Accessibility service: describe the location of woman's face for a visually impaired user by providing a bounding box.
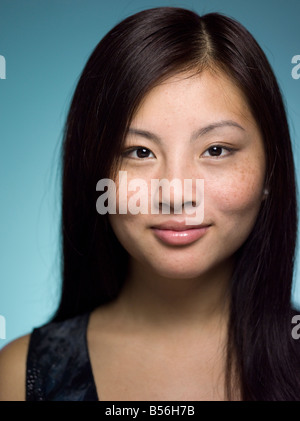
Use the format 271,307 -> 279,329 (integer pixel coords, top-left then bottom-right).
108,70 -> 266,279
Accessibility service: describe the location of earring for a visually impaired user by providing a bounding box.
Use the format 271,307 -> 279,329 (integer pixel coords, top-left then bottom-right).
263,188 -> 269,196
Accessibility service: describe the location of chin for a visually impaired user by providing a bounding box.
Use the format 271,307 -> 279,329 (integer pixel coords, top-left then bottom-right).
149,263 -> 211,280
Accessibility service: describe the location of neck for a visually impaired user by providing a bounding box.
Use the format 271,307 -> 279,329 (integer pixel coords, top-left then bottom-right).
115,257 -> 234,334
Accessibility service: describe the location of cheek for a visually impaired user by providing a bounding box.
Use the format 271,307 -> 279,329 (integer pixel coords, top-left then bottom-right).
108,172 -> 150,249
109,212 -> 151,267
109,213 -> 136,250
206,160 -> 265,218
109,214 -> 130,238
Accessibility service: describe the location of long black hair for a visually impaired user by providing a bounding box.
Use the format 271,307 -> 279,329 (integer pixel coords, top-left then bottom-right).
52,7 -> 300,400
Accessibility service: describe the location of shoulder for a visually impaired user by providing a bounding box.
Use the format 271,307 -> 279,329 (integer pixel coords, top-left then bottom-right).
0,333 -> 31,401
0,313 -> 93,402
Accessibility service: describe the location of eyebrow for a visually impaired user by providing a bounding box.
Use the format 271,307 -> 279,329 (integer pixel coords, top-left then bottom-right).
127,120 -> 245,144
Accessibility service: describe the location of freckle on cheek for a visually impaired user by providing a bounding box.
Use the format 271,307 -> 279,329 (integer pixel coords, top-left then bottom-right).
214,185 -> 260,212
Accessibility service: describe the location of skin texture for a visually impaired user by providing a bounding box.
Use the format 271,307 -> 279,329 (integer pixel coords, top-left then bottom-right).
109,69 -> 266,291
0,334 -> 29,400
0,69 -> 267,401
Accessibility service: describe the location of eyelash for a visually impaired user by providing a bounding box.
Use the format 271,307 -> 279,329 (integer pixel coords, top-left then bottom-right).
202,145 -> 235,158
121,145 -> 236,160
122,147 -> 155,159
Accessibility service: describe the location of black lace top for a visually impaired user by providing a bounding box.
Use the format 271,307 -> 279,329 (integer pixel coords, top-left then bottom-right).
26,313 -> 99,401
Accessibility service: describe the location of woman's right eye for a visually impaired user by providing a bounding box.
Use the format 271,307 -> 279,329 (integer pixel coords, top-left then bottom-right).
122,147 -> 155,159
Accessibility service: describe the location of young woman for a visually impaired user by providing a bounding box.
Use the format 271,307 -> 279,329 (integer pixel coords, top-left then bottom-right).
0,7 -> 300,401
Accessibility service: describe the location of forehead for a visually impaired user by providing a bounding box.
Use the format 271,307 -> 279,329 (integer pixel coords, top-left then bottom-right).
131,69 -> 257,131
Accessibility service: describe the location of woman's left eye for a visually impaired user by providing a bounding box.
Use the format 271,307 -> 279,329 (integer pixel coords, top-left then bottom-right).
202,145 -> 234,158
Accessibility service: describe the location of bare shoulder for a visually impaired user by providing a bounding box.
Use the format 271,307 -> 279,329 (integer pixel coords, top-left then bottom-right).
0,334 -> 31,401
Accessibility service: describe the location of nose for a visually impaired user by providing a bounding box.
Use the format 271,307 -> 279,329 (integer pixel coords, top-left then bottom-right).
151,160 -> 204,216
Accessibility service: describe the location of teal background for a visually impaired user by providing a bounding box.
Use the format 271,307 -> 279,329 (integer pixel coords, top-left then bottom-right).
0,0 -> 300,348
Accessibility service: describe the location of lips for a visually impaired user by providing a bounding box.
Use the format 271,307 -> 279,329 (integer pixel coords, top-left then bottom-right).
151,221 -> 211,246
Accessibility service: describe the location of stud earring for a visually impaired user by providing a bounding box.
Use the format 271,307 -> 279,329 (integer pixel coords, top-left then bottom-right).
263,188 -> 269,196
